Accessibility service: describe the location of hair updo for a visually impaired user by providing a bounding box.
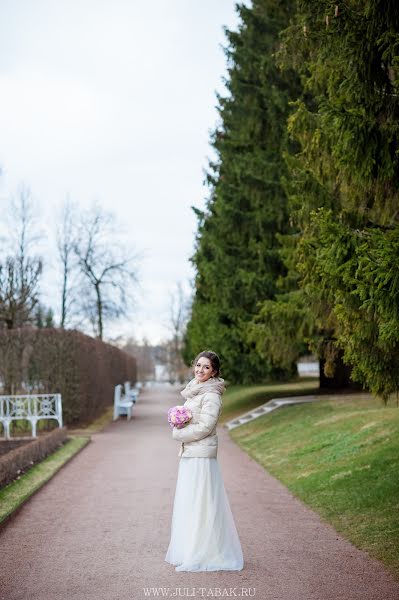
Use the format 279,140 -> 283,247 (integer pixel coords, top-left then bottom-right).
192,350 -> 221,377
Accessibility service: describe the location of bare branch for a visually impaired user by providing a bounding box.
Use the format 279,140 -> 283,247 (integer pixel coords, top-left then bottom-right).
56,197 -> 79,328
0,256 -> 43,329
7,184 -> 43,272
73,202 -> 139,339
165,282 -> 190,383
0,184 -> 44,330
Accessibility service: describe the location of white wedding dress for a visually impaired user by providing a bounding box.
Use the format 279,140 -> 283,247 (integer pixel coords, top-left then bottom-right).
164,456 -> 244,572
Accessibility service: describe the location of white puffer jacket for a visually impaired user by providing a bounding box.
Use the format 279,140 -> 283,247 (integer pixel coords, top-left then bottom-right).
172,377 -> 225,458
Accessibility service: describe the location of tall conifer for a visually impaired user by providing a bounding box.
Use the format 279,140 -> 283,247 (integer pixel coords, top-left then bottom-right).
254,0 -> 399,399
184,1 -> 300,382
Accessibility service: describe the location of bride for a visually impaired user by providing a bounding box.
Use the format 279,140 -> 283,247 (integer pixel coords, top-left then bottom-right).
165,350 -> 244,572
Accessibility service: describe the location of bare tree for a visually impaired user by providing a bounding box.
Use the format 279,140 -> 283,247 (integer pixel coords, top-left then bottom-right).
56,198 -> 78,328
73,203 -> 138,339
8,184 -> 42,275
0,185 -> 44,329
0,256 -> 42,329
166,282 -> 190,383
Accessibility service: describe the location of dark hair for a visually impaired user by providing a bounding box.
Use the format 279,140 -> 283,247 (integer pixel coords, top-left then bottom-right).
192,350 -> 221,377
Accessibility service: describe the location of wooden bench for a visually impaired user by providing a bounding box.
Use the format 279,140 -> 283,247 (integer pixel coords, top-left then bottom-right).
113,384 -> 134,421
0,394 -> 63,440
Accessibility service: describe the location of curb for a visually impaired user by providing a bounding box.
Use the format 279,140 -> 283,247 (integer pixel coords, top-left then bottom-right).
224,391 -> 375,430
0,436 -> 91,531
224,395 -> 322,430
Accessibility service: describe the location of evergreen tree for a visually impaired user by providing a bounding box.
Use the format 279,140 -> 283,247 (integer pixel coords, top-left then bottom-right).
45,307 -> 54,328
254,0 -> 399,400
184,1 -> 301,382
34,303 -> 55,329
34,303 -> 44,328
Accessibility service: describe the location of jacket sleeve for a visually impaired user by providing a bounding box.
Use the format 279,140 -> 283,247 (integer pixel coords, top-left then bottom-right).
172,392 -> 221,443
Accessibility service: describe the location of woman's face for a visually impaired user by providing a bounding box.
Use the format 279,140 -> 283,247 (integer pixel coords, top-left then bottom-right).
194,357 -> 215,383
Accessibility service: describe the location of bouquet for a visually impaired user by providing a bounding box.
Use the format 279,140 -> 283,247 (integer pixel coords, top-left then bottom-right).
167,405 -> 192,429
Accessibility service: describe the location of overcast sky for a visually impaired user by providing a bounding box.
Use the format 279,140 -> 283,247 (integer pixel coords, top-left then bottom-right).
0,0 -> 247,344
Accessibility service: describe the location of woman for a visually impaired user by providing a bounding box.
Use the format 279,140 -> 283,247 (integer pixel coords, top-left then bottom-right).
164,350 -> 244,572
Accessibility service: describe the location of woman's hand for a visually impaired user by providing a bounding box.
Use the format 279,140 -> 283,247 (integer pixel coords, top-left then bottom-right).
171,393 -> 221,443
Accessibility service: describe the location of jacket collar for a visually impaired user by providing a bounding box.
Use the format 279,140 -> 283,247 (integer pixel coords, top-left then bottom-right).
180,376 -> 225,401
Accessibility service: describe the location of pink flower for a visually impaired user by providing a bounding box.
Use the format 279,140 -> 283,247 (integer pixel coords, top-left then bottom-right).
167,405 -> 192,429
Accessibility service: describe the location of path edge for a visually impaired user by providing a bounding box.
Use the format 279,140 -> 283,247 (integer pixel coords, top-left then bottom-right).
0,435 -> 91,532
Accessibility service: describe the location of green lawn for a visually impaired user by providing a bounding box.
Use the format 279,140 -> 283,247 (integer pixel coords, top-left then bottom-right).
0,436 -> 90,524
230,390 -> 399,577
220,378 -> 319,424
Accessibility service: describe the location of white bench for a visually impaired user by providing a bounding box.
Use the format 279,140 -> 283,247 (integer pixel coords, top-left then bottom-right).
113,384 -> 134,421
124,381 -> 139,404
0,394 -> 63,440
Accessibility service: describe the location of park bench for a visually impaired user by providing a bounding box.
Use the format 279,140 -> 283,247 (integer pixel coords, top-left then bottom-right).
0,393 -> 63,440
124,381 -> 139,404
113,384 -> 133,421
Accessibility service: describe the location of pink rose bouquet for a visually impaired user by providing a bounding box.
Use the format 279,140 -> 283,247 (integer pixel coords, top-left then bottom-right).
167,405 -> 192,429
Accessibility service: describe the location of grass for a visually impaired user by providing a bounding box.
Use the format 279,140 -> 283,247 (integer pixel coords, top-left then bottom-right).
0,436 -> 90,524
220,378 -> 320,424
0,403 -> 118,524
0,403 -> 113,522
229,390 -> 399,577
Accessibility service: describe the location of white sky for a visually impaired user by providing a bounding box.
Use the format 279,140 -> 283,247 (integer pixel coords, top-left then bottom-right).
0,0 -> 247,344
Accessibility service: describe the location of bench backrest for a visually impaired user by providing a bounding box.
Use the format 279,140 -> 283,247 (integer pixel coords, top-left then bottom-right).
0,394 -> 63,439
0,394 -> 62,420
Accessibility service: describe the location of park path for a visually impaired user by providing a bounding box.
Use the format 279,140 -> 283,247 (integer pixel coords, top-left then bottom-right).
0,385 -> 398,600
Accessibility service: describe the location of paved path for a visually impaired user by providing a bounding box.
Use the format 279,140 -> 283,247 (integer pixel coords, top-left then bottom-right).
0,385 -> 398,600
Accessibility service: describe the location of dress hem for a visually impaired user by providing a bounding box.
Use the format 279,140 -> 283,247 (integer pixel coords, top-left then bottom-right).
164,558 -> 244,572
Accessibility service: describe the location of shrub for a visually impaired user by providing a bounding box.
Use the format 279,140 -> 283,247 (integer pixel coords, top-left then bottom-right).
0,328 -> 137,426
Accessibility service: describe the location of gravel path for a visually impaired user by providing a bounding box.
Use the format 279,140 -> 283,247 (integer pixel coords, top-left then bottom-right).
0,385 -> 398,600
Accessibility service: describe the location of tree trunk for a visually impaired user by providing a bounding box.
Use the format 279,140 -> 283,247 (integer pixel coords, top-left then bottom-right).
95,283 -> 103,340
61,269 -> 67,328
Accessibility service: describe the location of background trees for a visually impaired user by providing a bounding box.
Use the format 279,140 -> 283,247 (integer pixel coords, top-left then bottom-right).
184,0 -> 301,383
273,0 -> 399,400
0,257 -> 42,329
73,204 -> 138,340
185,0 -> 399,400
166,282 -> 190,383
0,191 -> 139,341
0,186 -> 43,330
56,198 -> 77,330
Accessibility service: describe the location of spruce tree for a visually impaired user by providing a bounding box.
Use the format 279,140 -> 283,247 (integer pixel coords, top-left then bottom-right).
269,0 -> 399,400
184,1 -> 301,382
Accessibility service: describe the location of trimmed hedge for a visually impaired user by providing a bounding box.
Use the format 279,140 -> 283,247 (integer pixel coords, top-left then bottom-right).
0,427 -> 67,488
0,328 -> 137,426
